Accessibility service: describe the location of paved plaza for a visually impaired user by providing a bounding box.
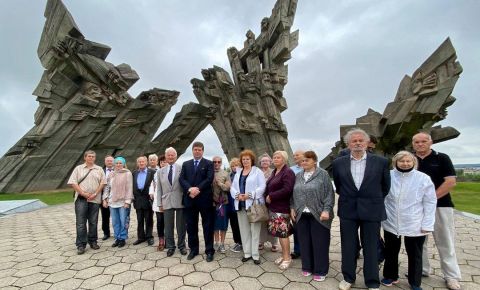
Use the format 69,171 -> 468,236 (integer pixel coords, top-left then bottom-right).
0,203 -> 479,290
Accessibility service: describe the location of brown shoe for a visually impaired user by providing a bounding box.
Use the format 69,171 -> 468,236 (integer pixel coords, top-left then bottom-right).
157,238 -> 165,251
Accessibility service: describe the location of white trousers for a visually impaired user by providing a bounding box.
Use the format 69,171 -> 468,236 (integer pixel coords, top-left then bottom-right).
237,209 -> 262,260
422,207 -> 461,280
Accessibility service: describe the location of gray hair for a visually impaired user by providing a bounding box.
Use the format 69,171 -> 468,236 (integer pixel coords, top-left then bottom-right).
136,156 -> 147,163
343,128 -> 370,144
392,150 -> 418,169
412,132 -> 432,142
212,156 -> 222,161
165,147 -> 177,156
148,154 -> 158,161
273,150 -> 289,164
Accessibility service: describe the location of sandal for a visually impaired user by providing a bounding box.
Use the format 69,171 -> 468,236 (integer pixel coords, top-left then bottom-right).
278,259 -> 292,270
271,245 -> 278,252
258,243 -> 264,250
274,257 -> 283,265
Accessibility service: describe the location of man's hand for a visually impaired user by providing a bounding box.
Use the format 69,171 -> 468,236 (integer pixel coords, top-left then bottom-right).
159,206 -> 164,213
86,192 -> 96,201
102,200 -> 108,208
123,203 -> 130,209
149,194 -> 154,200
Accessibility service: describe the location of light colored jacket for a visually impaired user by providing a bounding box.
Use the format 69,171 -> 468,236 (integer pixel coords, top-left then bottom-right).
153,163 -> 183,210
382,168 -> 437,237
230,166 -> 266,210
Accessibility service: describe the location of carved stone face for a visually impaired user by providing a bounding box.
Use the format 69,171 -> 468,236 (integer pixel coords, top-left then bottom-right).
83,83 -> 103,99
261,17 -> 269,32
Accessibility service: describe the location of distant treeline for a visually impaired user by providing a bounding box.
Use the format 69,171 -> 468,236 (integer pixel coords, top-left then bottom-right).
455,169 -> 480,182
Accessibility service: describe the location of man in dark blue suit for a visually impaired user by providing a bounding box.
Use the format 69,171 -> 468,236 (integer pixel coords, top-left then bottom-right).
179,141 -> 215,262
132,156 -> 156,246
333,128 -> 390,290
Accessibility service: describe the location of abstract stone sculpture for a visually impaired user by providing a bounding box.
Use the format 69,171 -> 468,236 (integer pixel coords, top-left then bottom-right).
0,0 -> 298,193
320,38 -> 462,172
191,0 -> 299,160
0,0 -> 184,193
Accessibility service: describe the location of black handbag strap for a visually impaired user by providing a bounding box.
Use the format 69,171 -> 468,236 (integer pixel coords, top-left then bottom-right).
73,168 -> 94,198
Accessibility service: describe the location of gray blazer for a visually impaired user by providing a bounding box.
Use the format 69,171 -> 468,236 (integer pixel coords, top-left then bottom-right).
156,163 -> 183,210
291,167 -> 335,229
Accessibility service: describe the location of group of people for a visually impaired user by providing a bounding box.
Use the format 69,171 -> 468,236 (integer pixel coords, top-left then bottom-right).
68,128 -> 462,290
332,129 -> 461,290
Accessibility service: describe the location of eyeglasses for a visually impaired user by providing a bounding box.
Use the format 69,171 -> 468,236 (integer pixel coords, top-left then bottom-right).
213,161 -> 222,164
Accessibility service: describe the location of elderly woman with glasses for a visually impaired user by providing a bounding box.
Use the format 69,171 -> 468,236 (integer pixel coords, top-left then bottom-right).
102,157 -> 133,248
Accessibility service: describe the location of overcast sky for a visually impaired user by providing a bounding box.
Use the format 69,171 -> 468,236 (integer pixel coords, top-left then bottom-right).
1,0 -> 479,164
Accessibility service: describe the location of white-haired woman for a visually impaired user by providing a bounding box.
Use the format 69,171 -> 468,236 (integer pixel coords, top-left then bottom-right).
265,150 -> 295,270
258,153 -> 279,252
102,157 -> 133,248
381,151 -> 437,290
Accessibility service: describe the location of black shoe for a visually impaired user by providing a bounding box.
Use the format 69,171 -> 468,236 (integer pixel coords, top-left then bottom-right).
89,242 -> 100,250
167,249 -> 175,257
147,238 -> 154,246
112,240 -> 120,247
77,246 -> 86,255
180,248 -> 188,255
241,257 -> 252,262
118,240 -> 126,248
132,239 -> 145,245
290,252 -> 300,259
102,234 -> 110,241
253,259 -> 261,265
187,251 -> 198,260
206,253 -> 214,262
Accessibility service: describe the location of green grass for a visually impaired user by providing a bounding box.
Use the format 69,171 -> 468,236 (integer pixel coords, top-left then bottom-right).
0,190 -> 73,205
452,182 -> 480,215
0,182 -> 479,215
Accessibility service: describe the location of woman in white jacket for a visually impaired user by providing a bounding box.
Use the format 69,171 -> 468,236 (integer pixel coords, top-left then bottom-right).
381,151 -> 437,290
230,149 -> 266,264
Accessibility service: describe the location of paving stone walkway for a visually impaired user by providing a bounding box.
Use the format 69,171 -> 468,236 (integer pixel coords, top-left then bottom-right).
0,203 -> 479,289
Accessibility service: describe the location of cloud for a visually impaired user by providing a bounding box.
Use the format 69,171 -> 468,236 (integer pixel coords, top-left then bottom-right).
0,0 -> 479,165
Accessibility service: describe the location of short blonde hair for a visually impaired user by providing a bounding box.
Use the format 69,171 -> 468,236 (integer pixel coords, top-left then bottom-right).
273,150 -> 288,164
392,150 -> 417,169
229,157 -> 240,168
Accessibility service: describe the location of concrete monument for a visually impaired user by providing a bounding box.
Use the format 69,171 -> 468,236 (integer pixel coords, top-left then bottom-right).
191,0 -> 299,160
320,38 -> 462,171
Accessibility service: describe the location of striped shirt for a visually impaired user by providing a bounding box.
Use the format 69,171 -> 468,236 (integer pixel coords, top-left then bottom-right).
350,152 -> 367,190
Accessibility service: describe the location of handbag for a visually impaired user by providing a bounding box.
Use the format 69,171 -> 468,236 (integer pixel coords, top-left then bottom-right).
246,195 -> 269,223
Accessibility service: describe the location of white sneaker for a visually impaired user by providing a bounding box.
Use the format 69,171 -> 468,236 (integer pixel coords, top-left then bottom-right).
368,288 -> 379,290
219,244 -> 226,253
446,279 -> 461,290
339,280 -> 352,290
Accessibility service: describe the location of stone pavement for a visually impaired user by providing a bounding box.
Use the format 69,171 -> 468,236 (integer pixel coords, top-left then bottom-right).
0,203 -> 479,290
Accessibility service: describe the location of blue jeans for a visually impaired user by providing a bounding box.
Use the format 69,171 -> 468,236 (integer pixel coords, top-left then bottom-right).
110,206 -> 130,241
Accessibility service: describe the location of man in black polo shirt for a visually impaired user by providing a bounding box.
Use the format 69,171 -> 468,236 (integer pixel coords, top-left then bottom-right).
412,132 -> 461,290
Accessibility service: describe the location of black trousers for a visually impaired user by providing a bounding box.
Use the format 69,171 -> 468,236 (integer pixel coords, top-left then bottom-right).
296,213 -> 330,275
100,205 -> 110,236
227,208 -> 242,244
383,230 -> 426,287
340,218 -> 380,288
74,198 -> 100,247
186,205 -> 215,255
136,208 -> 154,240
156,211 -> 165,238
